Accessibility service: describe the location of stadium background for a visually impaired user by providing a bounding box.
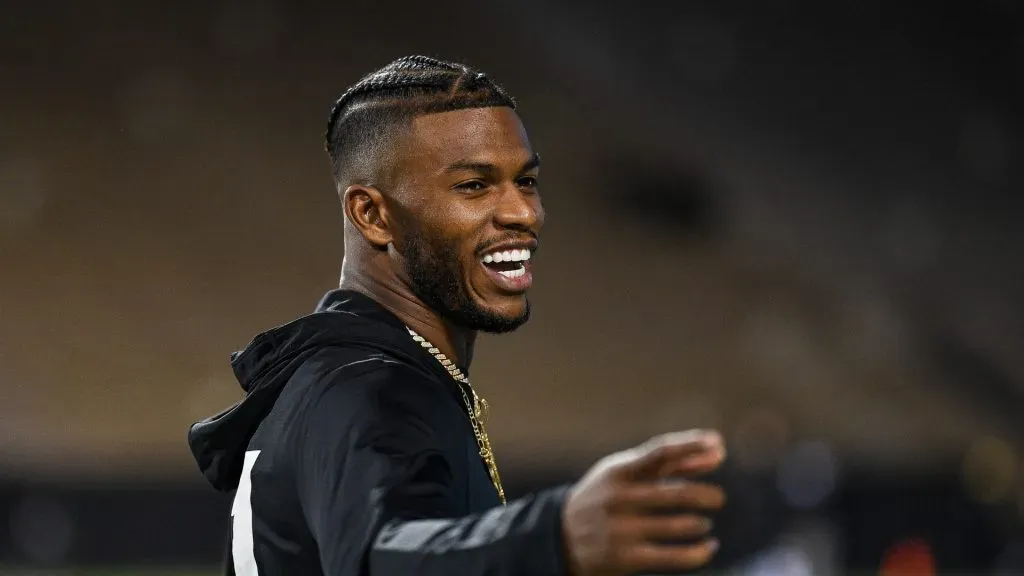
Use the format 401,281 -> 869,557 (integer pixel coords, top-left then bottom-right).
2,0 -> 1023,573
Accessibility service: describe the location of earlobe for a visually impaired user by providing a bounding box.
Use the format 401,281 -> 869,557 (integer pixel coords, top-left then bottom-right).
342,184 -> 392,248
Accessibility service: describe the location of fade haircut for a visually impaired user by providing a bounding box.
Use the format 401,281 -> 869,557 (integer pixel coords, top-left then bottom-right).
324,55 -> 517,186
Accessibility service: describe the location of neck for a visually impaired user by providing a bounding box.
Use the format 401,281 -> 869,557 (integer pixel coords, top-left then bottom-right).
340,263 -> 477,370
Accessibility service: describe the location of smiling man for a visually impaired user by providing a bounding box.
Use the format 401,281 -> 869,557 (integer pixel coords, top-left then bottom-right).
188,56 -> 727,576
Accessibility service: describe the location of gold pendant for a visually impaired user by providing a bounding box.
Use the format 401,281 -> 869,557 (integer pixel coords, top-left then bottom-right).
476,396 -> 490,426
480,444 -> 506,504
404,327 -> 506,505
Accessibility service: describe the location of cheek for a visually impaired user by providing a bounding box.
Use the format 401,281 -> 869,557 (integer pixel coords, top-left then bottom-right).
427,227 -> 473,273
425,208 -> 484,258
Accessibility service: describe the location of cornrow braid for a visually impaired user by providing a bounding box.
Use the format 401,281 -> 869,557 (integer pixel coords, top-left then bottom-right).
381,54 -> 461,72
323,56 -> 517,169
324,71 -> 450,149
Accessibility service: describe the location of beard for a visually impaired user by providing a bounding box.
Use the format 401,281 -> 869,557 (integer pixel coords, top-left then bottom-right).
400,226 -> 530,334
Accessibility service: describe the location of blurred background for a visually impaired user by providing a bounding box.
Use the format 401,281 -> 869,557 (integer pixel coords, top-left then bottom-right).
2,0 -> 1023,574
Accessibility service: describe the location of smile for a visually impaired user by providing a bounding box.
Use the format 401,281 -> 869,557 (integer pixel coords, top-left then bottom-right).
482,248 -> 531,278
480,247 -> 533,291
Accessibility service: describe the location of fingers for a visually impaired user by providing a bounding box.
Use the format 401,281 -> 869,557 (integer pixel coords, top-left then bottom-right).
618,480 -> 726,511
656,442 -> 726,478
624,538 -> 721,573
617,430 -> 724,480
619,514 -> 714,540
570,430 -> 727,575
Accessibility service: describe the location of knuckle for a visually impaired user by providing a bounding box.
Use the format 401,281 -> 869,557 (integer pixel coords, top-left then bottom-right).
644,436 -> 669,457
682,482 -> 726,509
671,484 -> 696,505
597,452 -> 625,474
675,515 -> 707,534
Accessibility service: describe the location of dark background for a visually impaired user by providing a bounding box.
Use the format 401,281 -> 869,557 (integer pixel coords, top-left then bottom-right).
1,0 -> 1022,573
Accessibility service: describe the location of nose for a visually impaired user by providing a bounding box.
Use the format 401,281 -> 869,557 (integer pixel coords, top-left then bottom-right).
493,185 -> 544,232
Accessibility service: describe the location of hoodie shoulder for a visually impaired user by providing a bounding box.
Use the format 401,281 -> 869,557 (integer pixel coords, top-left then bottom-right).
291,351 -> 459,445
188,288 -> 459,493
290,354 -> 473,495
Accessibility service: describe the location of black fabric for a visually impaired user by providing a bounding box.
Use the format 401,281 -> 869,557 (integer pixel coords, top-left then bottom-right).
188,289 -> 570,576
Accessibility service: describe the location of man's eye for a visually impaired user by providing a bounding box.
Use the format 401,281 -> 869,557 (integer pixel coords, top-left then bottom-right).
517,176 -> 538,188
456,180 -> 487,191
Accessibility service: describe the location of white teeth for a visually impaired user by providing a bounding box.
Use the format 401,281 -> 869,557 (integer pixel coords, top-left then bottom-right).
481,248 -> 532,264
498,267 -> 527,278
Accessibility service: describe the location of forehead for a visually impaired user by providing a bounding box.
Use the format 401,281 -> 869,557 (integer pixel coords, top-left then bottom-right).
402,107 -> 533,171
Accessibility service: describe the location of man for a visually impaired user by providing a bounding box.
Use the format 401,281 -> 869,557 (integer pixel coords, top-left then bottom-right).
188,55 -> 727,576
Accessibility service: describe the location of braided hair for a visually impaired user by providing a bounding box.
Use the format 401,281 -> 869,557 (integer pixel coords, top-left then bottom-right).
325,56 -> 517,184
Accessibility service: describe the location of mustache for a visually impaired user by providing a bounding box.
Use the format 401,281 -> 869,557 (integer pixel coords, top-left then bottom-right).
476,231 -> 539,254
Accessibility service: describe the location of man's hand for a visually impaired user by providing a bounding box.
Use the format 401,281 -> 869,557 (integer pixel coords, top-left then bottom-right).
562,430 -> 727,575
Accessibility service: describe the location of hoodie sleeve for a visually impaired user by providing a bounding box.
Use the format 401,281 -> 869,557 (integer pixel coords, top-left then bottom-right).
293,363 -> 571,576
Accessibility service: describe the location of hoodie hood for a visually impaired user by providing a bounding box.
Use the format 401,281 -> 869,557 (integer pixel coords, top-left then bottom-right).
187,289 -> 454,492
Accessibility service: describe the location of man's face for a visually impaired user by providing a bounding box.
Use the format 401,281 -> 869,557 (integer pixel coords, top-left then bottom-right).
389,107 -> 544,333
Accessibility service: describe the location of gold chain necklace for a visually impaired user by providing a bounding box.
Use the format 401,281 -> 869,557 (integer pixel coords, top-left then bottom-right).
406,327 -> 506,505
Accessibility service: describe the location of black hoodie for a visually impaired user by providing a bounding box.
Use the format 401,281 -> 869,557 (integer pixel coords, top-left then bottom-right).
188,289 -> 570,576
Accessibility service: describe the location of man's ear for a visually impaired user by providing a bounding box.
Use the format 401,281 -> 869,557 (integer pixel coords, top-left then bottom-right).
342,184 -> 392,248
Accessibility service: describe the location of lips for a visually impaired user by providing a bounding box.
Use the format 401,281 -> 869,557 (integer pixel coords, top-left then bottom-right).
479,246 -> 534,293
480,259 -> 533,292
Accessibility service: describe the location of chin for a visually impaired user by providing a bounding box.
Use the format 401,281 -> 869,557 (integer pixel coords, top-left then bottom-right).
491,294 -> 529,314
464,297 -> 531,334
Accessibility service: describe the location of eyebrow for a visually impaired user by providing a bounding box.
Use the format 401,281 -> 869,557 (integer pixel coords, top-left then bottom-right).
443,153 -> 541,176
